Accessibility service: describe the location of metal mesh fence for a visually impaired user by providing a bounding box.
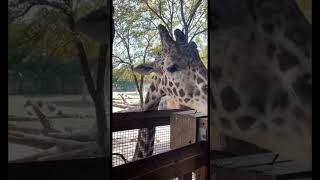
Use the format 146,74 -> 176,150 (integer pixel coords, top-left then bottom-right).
112,125 -> 171,167
112,125 -> 201,180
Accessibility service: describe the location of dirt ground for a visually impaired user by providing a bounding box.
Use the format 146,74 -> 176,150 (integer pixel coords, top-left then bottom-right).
8,92 -> 171,166
8,95 -> 96,161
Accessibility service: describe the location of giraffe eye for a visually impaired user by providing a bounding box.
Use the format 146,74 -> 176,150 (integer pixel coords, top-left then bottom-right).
167,64 -> 179,73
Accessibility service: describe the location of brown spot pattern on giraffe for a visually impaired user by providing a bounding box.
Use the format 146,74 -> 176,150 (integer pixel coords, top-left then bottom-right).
284,25 -> 309,47
202,85 -> 208,95
272,117 -> 285,126
164,76 -> 168,85
197,78 -> 204,84
248,96 -> 266,113
220,117 -> 232,130
271,90 -> 289,110
220,86 -> 241,112
210,90 -> 217,109
151,95 -> 157,100
179,89 -> 185,97
172,88 -> 178,96
259,122 -> 268,132
292,73 -> 312,105
150,83 -> 156,92
195,90 -> 200,96
248,32 -> 256,43
212,66 -> 222,82
184,98 -> 190,103
236,116 -> 257,131
266,41 -> 276,58
262,23 -> 274,33
292,106 -> 305,119
145,94 -> 150,104
277,47 -> 300,72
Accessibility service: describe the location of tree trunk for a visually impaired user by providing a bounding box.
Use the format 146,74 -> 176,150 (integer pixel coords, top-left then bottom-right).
73,35 -> 107,155
94,44 -> 108,155
68,11 -> 109,154
94,94 -> 107,154
81,77 -> 89,103
131,66 -> 144,109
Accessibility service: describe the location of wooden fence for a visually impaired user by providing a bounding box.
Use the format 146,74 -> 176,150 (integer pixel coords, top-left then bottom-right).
112,110 -> 208,180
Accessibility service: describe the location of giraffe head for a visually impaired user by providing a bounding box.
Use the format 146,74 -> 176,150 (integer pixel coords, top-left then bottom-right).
134,24 -> 208,113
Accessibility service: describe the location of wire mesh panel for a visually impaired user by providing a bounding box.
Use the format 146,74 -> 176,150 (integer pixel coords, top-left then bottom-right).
112,125 -> 171,167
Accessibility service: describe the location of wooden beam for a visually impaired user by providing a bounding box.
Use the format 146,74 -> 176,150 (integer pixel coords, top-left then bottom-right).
211,152 -> 311,176
242,161 -> 312,176
112,110 -> 183,131
112,141 -> 208,180
212,167 -> 275,180
276,171 -> 312,179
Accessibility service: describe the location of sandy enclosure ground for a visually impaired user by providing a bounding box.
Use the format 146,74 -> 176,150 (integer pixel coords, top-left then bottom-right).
8,92 -> 171,165
8,95 -> 97,161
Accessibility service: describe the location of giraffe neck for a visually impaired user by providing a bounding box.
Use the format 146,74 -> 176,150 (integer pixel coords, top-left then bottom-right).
210,0 -> 311,166
31,103 -> 54,133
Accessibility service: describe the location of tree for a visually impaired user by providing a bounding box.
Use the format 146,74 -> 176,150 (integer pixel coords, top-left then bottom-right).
8,0 -> 110,157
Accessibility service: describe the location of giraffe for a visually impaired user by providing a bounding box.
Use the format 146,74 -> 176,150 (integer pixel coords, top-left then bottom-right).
209,0 -> 311,168
24,100 -> 60,134
132,25 -> 208,160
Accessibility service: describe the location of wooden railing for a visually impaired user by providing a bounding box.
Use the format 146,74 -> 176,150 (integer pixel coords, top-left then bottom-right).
113,141 -> 208,180
112,109 -> 183,131
112,110 -> 208,180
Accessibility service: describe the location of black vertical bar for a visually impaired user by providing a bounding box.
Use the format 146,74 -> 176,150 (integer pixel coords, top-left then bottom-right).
107,0 -> 113,179
207,0 -> 211,179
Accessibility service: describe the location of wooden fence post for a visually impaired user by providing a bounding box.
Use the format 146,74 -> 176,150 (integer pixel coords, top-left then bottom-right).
170,111 -> 208,180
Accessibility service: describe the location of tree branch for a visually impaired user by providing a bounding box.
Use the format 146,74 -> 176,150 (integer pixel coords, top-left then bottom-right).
180,0 -> 187,30
188,9 -> 206,33
189,28 -> 207,42
143,0 -> 172,36
187,0 -> 202,28
96,44 -> 107,95
112,55 -> 131,66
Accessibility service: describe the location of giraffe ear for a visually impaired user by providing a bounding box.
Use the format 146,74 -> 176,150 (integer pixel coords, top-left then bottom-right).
158,24 -> 175,49
189,41 -> 198,49
133,62 -> 156,75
